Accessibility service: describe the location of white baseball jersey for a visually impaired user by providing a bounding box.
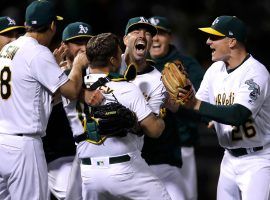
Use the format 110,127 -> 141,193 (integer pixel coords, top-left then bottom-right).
120,55 -> 166,115
0,36 -> 68,136
76,73 -> 152,158
196,55 -> 270,148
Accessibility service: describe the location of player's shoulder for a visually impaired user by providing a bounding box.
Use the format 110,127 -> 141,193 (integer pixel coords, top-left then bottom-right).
245,55 -> 268,73
14,36 -> 52,62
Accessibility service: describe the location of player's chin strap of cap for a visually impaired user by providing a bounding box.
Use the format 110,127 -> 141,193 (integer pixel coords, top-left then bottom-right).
88,63 -> 137,91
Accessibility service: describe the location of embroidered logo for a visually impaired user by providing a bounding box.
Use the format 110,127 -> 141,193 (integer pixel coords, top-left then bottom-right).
7,17 -> 16,25
212,18 -> 219,25
78,25 -> 88,34
149,18 -> 159,26
245,79 -> 260,104
139,17 -> 148,23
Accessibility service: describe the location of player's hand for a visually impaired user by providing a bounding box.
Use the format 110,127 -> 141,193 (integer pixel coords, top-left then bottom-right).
53,43 -> 68,65
73,52 -> 89,70
163,95 -> 180,113
82,89 -> 104,106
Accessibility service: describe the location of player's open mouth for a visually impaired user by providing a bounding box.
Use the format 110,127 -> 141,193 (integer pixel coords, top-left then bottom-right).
135,40 -> 146,55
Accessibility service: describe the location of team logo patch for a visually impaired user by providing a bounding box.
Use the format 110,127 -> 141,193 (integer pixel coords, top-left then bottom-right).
78,25 -> 88,34
7,17 -> 16,25
149,18 -> 159,26
245,79 -> 260,104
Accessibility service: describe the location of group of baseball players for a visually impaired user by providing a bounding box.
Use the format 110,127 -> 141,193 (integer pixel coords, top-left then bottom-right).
0,0 -> 270,200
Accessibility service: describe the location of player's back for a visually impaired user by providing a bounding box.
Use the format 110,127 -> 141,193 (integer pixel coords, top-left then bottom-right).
0,36 -> 67,136
77,74 -> 152,158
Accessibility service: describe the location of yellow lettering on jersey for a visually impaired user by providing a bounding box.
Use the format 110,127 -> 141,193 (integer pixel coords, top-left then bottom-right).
215,92 -> 235,105
0,46 -> 19,60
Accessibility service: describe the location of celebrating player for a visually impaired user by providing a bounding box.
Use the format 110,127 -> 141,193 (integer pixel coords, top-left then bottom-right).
44,21 -> 93,200
72,32 -> 171,199
0,1 -> 86,199
173,15 -> 270,200
144,16 -> 205,200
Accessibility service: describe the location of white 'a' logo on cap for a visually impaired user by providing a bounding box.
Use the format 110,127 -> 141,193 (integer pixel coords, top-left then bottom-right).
212,18 -> 219,25
139,17 -> 148,23
7,17 -> 16,25
78,25 -> 88,34
149,18 -> 159,26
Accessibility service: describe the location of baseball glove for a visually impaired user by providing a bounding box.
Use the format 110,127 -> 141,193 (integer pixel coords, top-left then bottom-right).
161,61 -> 194,105
90,102 -> 138,137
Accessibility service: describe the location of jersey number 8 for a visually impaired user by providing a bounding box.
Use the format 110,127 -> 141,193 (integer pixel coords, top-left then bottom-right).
0,66 -> 11,99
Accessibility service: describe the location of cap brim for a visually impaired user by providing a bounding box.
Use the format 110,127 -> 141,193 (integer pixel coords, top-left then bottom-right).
198,27 -> 225,36
64,35 -> 93,42
56,16 -> 63,21
127,22 -> 157,36
0,26 -> 25,34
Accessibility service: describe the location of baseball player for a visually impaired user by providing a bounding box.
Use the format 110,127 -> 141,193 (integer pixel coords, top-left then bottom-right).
43,21 -> 93,200
0,1 -> 87,199
0,16 -> 25,50
68,32 -> 171,200
174,15 -> 270,200
144,16 -> 205,200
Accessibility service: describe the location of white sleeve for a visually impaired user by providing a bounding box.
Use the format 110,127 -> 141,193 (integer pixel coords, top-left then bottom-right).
195,67 -> 211,102
234,67 -> 270,116
147,81 -> 166,115
30,49 -> 68,93
62,96 -> 85,137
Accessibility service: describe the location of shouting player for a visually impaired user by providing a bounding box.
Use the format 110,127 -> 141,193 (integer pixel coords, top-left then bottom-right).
174,15 -> 270,200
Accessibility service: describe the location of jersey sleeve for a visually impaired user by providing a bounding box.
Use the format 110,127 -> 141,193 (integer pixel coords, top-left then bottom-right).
195,66 -> 212,102
147,81 -> 166,115
29,48 -> 68,93
234,66 -> 270,116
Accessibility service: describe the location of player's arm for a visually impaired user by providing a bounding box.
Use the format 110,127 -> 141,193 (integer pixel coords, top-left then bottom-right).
188,100 -> 251,126
59,52 -> 88,100
139,113 -> 165,138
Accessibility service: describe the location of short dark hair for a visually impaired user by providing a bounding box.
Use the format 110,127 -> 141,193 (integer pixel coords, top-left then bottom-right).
25,24 -> 51,33
86,32 -> 120,67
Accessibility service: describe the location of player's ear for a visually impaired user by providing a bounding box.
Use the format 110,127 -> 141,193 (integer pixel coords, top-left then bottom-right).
229,38 -> 237,48
123,35 -> 128,46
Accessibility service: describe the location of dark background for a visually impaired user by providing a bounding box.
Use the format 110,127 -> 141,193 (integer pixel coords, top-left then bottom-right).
1,1 -> 269,199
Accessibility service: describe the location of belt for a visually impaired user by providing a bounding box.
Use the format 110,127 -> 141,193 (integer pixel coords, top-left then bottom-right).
81,154 -> 131,165
226,146 -> 263,157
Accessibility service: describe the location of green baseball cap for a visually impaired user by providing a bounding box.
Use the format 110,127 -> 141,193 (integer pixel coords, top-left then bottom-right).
149,16 -> 172,33
25,0 -> 63,27
199,15 -> 247,43
62,22 -> 93,42
0,16 -> 25,34
125,16 -> 157,36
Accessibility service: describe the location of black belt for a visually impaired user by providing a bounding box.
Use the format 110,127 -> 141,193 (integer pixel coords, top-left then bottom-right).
81,154 -> 131,165
226,146 -> 263,157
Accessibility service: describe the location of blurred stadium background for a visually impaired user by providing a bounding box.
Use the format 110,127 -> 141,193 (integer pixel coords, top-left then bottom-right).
1,0 -> 269,199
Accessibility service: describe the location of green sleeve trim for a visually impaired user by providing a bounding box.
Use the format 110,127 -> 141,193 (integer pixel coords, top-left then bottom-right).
199,102 -> 252,126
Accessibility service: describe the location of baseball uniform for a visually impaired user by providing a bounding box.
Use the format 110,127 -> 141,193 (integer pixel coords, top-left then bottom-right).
196,55 -> 270,200
73,73 -> 171,200
0,35 -> 68,200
